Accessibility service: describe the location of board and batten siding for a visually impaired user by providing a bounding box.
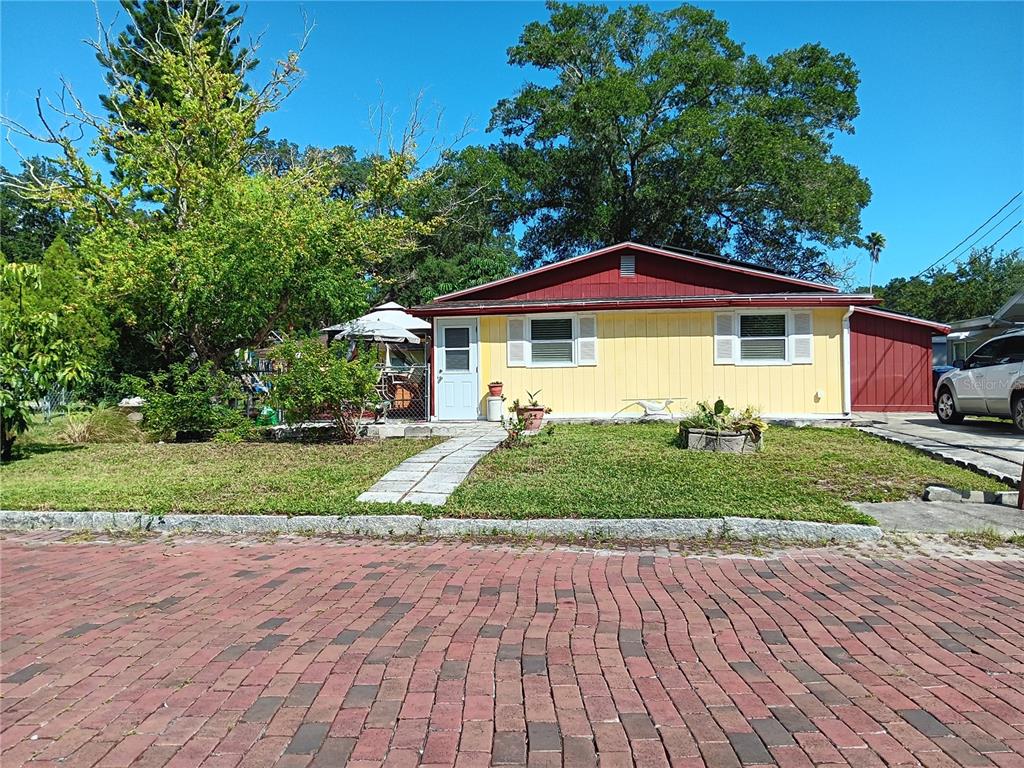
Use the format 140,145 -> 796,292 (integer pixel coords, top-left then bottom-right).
850,310 -> 934,412
478,308 -> 847,417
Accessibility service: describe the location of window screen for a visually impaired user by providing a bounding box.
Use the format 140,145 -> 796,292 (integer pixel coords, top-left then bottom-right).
739,314 -> 787,362
443,326 -> 470,371
530,318 -> 574,364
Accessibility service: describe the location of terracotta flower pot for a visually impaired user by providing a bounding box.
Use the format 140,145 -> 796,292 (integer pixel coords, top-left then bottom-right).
520,406 -> 546,432
488,383 -> 503,397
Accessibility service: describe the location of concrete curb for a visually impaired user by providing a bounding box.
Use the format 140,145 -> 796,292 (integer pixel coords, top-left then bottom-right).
924,485 -> 1020,508
857,426 -> 1019,486
0,510 -> 883,542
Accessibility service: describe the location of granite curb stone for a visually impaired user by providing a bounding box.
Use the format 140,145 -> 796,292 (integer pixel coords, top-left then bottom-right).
0,510 -> 884,542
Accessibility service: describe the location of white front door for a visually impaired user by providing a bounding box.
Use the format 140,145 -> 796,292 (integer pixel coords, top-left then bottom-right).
435,319 -> 479,420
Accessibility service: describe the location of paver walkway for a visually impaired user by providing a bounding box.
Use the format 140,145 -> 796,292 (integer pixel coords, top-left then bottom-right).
3,533 -> 1024,767
358,424 -> 504,506
855,413 -> 1022,486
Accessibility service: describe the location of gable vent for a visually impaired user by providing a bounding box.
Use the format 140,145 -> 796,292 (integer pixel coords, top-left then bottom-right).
620,253 -> 636,277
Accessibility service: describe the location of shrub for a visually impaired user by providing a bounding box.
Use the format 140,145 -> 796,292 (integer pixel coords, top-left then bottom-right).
128,363 -> 243,441
59,407 -> 144,444
269,337 -> 380,443
213,421 -> 267,443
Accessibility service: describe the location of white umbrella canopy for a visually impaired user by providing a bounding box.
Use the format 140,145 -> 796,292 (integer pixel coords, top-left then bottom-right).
360,302 -> 431,332
322,317 -> 420,344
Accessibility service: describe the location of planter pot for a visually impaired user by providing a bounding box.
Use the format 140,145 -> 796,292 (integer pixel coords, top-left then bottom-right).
680,428 -> 762,453
519,406 -> 546,432
488,383 -> 504,397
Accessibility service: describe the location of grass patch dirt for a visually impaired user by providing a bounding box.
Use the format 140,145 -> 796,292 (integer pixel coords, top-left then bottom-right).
444,423 -> 1010,525
1,439 -> 439,515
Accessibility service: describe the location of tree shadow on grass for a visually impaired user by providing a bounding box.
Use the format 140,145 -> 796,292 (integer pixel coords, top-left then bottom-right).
5,443 -> 86,463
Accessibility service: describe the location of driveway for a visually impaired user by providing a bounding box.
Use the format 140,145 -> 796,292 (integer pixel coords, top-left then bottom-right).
855,412 -> 1023,486
3,534 -> 1024,767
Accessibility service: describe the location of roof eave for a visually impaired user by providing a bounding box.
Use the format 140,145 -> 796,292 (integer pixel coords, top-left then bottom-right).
413,294 -> 878,318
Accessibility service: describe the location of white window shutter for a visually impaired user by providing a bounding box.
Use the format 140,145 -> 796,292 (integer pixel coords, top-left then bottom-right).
714,312 -> 736,364
791,311 -> 813,364
577,314 -> 598,366
507,317 -> 527,367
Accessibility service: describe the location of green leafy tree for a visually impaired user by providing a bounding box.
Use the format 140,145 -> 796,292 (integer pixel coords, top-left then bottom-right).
380,146 -> 524,304
250,140 -> 523,306
94,166 -> 425,367
29,237 -> 114,372
869,248 -> 1024,323
0,262 -> 90,461
490,1 -> 871,280
3,5 -> 300,227
97,0 -> 254,120
5,8 -> 428,369
269,337 -> 381,442
0,159 -> 82,263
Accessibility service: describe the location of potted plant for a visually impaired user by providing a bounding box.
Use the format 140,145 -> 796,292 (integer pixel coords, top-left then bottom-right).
511,390 -> 551,432
678,398 -> 766,453
488,381 -> 504,397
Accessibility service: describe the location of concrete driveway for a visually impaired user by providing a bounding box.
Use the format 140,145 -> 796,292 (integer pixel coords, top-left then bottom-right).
855,412 -> 1023,486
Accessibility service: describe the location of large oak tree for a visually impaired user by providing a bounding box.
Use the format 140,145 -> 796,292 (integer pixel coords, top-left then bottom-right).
490,2 -> 871,281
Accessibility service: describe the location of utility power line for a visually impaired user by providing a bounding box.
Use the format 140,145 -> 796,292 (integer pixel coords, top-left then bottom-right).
931,202 -> 1022,272
914,190 -> 1022,277
984,219 -> 1022,252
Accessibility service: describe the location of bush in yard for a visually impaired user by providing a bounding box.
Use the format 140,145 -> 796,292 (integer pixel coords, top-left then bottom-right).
269,337 -> 380,443
128,362 -> 243,441
59,407 -> 144,444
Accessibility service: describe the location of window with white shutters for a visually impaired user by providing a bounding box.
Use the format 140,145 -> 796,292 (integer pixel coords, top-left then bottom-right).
714,310 -> 814,366
506,314 -> 597,368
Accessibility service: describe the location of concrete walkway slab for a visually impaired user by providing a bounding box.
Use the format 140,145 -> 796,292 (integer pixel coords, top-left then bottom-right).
855,412 -> 1022,486
855,499 -> 1024,535
357,422 -> 504,505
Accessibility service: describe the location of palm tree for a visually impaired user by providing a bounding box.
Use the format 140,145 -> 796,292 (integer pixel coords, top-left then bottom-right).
865,232 -> 886,293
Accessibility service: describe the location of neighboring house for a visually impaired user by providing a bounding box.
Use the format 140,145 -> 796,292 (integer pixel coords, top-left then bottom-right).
934,290 -> 1024,364
413,242 -> 949,420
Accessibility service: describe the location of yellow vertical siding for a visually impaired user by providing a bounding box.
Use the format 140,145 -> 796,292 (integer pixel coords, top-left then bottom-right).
473,308 -> 846,417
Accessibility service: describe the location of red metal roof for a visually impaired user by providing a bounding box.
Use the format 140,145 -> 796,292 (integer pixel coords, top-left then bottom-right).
430,242 -> 839,304
852,306 -> 951,334
414,293 -> 881,317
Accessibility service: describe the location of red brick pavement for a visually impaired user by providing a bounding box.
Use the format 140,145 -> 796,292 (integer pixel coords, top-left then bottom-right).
1,533 -> 1024,767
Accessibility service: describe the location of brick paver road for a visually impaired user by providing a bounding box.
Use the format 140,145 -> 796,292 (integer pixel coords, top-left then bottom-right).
2,534 -> 1023,768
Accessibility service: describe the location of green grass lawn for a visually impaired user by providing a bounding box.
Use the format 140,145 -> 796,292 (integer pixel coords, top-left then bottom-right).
1,440 -> 438,515
443,423 -> 1010,525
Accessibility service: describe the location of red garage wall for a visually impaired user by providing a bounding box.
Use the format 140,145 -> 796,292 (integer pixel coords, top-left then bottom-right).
851,311 -> 936,412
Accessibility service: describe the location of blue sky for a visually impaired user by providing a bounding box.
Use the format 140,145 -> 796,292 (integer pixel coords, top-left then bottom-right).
2,1 -> 1022,286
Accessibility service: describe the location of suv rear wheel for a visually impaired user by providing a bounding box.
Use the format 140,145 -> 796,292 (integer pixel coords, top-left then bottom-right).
935,387 -> 965,425
1013,394 -> 1024,433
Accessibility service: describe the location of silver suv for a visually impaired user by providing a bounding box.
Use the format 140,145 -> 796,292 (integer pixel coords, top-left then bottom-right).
935,329 -> 1024,432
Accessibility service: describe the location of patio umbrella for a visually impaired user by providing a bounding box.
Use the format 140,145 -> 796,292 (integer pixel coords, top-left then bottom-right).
359,302 -> 431,333
322,317 -> 421,344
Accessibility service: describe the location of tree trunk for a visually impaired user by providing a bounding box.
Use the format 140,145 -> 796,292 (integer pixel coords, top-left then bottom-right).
1,416 -> 14,463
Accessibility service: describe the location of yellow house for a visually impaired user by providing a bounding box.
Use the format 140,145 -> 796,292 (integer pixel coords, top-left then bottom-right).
414,243 -> 947,420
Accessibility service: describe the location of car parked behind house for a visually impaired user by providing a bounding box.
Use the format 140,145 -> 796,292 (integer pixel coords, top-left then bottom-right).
934,329 -> 1024,432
